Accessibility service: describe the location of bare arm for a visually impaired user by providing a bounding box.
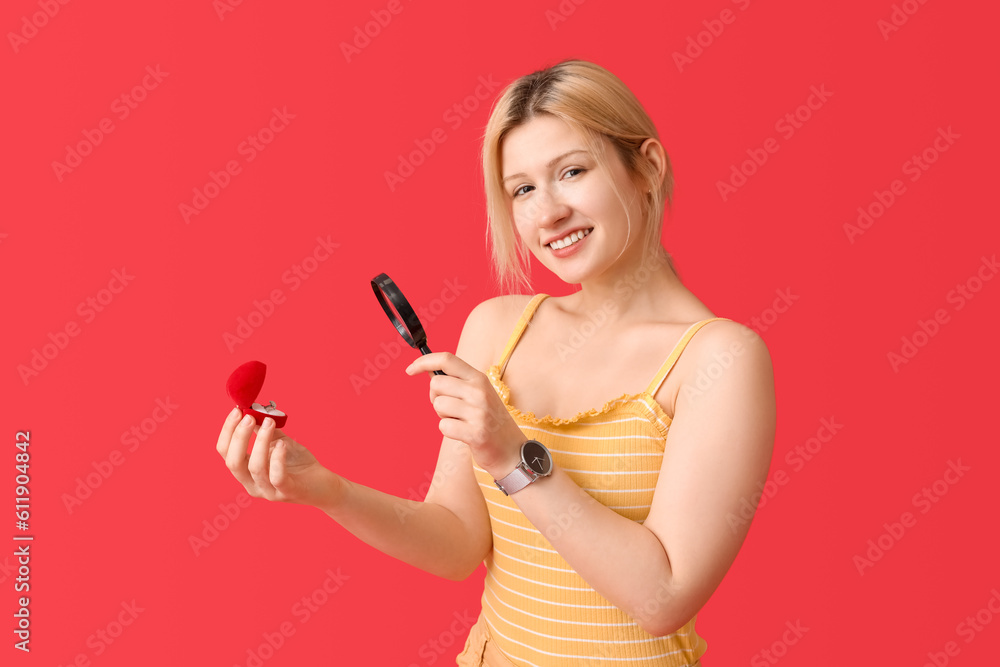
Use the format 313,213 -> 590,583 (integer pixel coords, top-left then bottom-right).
216,299 -> 503,581
319,432 -> 490,581
502,321 -> 776,635
409,319 -> 776,635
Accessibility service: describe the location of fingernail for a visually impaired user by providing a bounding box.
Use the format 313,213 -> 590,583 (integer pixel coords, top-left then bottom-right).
240,413 -> 254,426
262,417 -> 274,429
230,407 -> 242,419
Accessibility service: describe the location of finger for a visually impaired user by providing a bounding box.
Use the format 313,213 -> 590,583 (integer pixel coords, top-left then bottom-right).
431,394 -> 472,422
406,352 -> 468,377
248,417 -> 278,497
268,428 -> 287,460
437,353 -> 474,379
225,413 -> 258,489
428,373 -> 472,404
270,439 -> 290,495
404,353 -> 440,375
216,407 -> 245,459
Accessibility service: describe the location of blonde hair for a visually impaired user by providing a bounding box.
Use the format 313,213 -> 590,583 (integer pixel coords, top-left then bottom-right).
480,59 -> 680,295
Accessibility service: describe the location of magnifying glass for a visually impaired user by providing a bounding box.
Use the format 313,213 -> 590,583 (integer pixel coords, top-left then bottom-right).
371,273 -> 445,376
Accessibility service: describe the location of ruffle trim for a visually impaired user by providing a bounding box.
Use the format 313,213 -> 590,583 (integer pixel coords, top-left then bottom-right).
488,364 -> 671,429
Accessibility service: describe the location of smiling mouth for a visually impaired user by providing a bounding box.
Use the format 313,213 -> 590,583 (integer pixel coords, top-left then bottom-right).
547,228 -> 593,250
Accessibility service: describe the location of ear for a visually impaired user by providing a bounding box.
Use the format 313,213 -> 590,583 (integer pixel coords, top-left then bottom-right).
639,138 -> 669,189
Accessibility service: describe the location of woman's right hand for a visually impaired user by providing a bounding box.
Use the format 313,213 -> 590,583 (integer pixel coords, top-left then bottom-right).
216,407 -> 343,510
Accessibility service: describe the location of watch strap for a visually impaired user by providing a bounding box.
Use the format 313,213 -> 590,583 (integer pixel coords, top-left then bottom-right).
495,464 -> 534,496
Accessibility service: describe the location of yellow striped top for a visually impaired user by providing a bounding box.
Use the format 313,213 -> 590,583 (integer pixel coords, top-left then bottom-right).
473,293 -> 731,666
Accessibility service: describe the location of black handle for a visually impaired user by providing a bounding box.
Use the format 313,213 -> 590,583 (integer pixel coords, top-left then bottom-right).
419,344 -> 445,376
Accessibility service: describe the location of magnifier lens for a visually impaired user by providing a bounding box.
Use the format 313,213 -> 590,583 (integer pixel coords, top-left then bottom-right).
378,286 -> 415,343
372,273 -> 444,376
386,298 -> 411,337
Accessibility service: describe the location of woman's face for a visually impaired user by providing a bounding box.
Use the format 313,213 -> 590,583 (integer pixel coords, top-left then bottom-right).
501,114 -> 644,286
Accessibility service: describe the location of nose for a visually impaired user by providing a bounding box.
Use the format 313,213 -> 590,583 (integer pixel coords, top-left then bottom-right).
524,188 -> 570,229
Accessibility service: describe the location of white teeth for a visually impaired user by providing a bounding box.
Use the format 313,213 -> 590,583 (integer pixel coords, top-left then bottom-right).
550,228 -> 591,250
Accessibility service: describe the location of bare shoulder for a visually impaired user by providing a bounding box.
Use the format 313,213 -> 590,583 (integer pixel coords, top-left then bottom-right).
691,318 -> 771,357
673,318 -> 775,412
455,294 -> 536,373
643,317 -> 776,627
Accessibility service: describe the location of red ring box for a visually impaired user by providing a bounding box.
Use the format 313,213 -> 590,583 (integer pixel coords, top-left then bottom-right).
227,360 -> 288,428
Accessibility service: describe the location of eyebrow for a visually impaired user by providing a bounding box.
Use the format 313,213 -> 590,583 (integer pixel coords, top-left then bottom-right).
502,149 -> 590,184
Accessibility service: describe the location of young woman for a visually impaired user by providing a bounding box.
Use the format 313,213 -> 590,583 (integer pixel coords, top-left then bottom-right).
217,59 -> 776,666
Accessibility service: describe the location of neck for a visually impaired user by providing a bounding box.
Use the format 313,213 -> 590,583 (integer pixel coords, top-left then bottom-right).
565,246 -> 684,324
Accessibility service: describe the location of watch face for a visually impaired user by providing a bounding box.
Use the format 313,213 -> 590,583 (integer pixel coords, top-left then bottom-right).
522,440 -> 552,475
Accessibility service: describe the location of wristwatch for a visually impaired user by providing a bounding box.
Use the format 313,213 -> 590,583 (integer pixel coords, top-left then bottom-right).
494,439 -> 554,496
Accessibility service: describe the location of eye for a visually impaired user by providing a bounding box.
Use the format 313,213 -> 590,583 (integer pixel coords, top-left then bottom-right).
510,167 -> 586,199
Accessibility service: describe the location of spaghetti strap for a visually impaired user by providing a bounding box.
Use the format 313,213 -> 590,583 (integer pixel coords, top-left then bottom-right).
496,294 -> 550,379
645,317 -> 733,397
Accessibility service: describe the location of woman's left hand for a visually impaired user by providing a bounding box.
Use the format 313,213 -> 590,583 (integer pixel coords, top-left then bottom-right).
405,352 -> 525,478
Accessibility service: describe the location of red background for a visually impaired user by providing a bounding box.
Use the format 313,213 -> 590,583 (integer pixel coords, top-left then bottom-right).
3,0 -> 998,665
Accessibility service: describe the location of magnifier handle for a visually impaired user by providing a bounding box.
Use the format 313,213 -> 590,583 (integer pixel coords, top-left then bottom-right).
418,344 -> 446,376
